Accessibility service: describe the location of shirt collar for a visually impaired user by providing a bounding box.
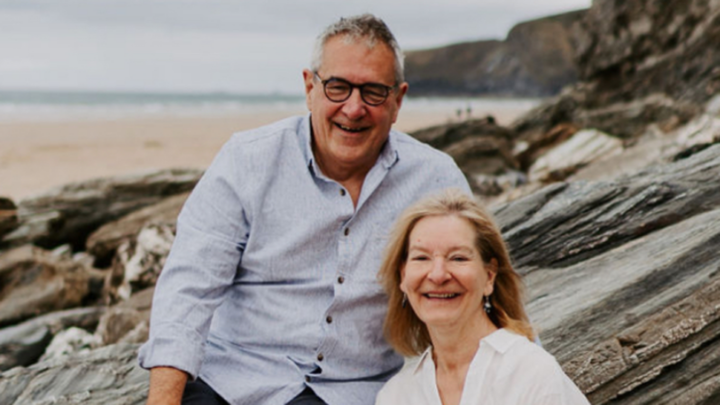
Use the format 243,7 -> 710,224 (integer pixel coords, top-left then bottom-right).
301,113 -> 400,177
412,328 -> 522,374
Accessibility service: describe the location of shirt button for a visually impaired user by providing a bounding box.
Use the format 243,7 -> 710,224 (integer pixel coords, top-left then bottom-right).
340,189 -> 346,196
337,276 -> 344,284
317,353 -> 324,361
326,316 -> 333,324
344,228 -> 349,236
305,376 -> 311,383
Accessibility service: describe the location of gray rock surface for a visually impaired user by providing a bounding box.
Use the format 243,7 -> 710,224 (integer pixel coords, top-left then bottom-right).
496,144 -> 720,404
0,343 -> 147,405
0,307 -> 104,372
1,168 -> 201,251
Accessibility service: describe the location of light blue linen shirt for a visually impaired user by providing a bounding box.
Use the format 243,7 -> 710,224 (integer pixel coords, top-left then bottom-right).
138,114 -> 471,405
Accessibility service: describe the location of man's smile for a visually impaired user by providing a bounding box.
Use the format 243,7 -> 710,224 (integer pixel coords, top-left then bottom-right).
334,122 -> 371,133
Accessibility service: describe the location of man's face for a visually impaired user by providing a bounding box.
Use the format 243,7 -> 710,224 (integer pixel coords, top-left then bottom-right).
303,35 -> 408,176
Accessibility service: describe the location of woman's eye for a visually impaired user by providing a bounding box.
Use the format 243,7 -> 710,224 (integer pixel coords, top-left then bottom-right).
451,256 -> 468,262
411,255 -> 429,261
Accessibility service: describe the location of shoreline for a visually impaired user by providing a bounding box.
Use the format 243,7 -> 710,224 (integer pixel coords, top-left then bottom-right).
0,103 -> 534,201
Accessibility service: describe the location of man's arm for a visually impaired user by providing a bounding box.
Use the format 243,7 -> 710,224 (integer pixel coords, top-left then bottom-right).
146,367 -> 188,405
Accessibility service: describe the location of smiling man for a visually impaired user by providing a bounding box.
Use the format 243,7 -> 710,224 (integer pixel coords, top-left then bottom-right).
139,14 -> 470,405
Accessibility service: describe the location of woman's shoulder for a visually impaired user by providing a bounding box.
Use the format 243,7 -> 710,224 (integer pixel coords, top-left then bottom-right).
488,330 -> 590,404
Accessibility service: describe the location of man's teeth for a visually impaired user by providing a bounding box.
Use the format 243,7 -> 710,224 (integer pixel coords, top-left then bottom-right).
337,124 -> 365,133
425,293 -> 458,298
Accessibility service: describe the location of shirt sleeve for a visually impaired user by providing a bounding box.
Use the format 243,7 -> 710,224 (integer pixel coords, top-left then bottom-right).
138,140 -> 250,378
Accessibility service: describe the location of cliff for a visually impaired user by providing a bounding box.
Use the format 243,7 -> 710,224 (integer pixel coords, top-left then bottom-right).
404,10 -> 586,97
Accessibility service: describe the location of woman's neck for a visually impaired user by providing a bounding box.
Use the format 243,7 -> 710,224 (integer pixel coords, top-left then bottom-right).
430,316 -> 498,373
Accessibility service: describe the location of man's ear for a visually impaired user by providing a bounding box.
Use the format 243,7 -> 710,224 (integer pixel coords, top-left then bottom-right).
390,82 -> 409,124
302,69 -> 315,110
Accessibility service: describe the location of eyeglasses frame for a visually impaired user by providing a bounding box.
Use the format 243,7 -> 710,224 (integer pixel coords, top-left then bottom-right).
313,71 -> 398,106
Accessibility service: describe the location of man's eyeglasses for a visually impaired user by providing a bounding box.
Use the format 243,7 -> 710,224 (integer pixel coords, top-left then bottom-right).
314,72 -> 397,106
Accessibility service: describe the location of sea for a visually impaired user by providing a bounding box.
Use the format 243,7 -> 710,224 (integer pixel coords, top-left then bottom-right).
0,90 -> 541,122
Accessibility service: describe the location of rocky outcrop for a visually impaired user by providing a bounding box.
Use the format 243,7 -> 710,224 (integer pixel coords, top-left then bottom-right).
495,143 -> 720,404
1,168 -> 201,251
514,0 -> 720,144
405,10 -> 586,97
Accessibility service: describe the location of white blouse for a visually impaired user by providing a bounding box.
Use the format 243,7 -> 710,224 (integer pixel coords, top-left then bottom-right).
375,329 -> 590,405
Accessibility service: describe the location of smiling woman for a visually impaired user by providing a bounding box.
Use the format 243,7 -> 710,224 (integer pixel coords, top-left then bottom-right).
376,188 -> 589,405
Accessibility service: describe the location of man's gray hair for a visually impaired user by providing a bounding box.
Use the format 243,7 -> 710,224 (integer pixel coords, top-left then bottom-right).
310,14 -> 405,83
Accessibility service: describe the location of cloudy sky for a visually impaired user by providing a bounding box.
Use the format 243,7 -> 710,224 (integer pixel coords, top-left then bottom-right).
0,0 -> 590,94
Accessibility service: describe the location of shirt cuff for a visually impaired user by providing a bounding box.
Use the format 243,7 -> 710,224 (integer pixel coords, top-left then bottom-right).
137,322 -> 207,380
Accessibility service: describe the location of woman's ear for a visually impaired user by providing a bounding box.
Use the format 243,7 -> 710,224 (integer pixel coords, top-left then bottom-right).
485,258 -> 498,296
399,262 -> 407,293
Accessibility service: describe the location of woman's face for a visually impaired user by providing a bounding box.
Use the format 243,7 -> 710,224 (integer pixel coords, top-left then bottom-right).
400,214 -> 496,330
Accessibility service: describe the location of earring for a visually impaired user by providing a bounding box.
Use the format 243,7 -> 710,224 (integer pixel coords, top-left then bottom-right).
484,295 -> 492,314
401,293 -> 408,308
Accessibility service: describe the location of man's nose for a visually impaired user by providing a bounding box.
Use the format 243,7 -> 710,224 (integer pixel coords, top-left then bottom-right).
341,88 -> 368,120
427,258 -> 451,284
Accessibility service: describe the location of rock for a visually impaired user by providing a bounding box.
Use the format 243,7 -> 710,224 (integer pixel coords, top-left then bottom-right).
0,197 -> 18,240
411,118 -> 521,196
528,128 -> 623,182
94,307 -> 146,346
1,168 -> 202,251
105,224 -> 175,303
0,343 -> 148,405
39,327 -> 101,362
86,192 -> 188,267
0,245 -> 105,327
574,0 -> 720,106
404,10 -> 586,96
0,307 -> 104,371
493,143 -> 720,403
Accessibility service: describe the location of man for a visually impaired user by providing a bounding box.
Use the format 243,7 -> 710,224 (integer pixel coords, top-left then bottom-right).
139,14 -> 471,405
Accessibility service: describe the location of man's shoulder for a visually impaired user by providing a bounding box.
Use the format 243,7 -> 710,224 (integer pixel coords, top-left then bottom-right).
226,115 -> 306,147
389,129 -> 455,164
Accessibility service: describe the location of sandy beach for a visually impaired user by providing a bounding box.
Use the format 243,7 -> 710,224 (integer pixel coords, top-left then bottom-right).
0,103 -> 533,201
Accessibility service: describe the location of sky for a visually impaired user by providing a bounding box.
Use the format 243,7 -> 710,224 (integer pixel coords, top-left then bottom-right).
0,0 -> 591,95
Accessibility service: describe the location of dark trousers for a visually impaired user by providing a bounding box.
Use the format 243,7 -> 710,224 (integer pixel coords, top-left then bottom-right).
182,379 -> 326,405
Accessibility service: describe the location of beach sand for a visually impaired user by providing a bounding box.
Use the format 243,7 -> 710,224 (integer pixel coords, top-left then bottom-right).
0,105 -> 530,201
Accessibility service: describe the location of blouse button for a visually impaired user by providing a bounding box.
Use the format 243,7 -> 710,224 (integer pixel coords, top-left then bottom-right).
317,353 -> 324,361
337,276 -> 344,284
344,228 -> 349,236
326,316 -> 333,324
340,189 -> 346,196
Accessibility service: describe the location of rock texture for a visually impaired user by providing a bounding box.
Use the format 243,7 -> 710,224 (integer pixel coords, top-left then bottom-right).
1,169 -> 201,251
514,0 -> 720,143
495,144 -> 720,404
0,245 -> 105,328
0,343 -> 147,405
405,10 -> 586,97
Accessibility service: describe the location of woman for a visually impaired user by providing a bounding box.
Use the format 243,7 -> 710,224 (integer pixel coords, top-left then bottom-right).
376,189 -> 589,405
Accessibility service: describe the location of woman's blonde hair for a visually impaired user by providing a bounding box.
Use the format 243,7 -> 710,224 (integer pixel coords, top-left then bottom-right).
378,188 -> 535,356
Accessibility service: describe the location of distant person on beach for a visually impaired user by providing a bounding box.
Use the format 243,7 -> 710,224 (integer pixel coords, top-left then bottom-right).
138,14 -> 471,405
375,189 -> 589,405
